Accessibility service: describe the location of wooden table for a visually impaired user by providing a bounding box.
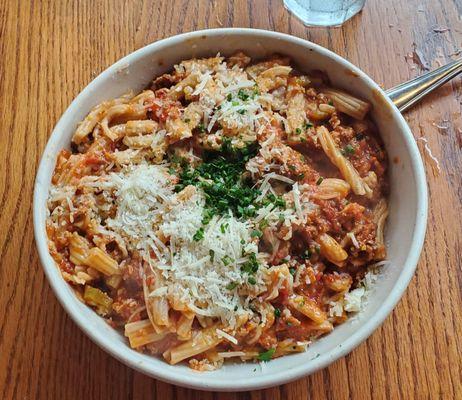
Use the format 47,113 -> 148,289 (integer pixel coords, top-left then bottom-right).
1,1 -> 461,398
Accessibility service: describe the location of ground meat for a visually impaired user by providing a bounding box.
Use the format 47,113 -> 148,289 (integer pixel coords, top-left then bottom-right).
112,288 -> 143,321
120,255 -> 143,293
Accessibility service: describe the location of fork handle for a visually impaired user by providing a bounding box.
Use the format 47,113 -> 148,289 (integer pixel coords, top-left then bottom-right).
386,59 -> 462,112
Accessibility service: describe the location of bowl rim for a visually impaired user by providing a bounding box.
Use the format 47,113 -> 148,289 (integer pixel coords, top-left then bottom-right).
33,27 -> 428,391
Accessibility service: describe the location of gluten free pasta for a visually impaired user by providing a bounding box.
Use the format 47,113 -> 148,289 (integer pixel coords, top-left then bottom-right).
46,53 -> 388,370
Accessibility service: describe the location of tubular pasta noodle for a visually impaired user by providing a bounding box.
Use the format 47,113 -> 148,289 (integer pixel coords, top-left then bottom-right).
317,126 -> 372,197
164,328 -> 222,365
323,88 -> 370,120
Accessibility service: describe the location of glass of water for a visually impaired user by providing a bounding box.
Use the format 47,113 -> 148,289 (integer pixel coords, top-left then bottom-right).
284,0 -> 366,27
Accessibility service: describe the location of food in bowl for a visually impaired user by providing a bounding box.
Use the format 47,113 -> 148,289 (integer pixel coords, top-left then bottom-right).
46,52 -> 389,371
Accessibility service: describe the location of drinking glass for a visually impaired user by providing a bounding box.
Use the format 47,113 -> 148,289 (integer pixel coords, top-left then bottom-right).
283,0 -> 366,27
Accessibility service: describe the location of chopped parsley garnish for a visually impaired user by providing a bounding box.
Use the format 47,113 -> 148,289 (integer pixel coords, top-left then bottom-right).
174,140 -> 260,220
261,193 -> 286,209
241,252 -> 259,275
259,219 -> 269,230
295,127 -> 302,135
274,308 -> 281,318
184,118 -> 190,123
316,177 -> 324,185
221,255 -> 233,266
237,109 -> 246,115
289,267 -> 296,276
341,144 -> 355,156
202,209 -> 214,225
328,100 -> 334,106
257,348 -> 275,362
248,276 -> 256,285
251,229 -> 262,238
237,89 -> 250,101
209,249 -> 215,262
220,222 -> 229,233
226,281 -> 238,290
227,93 -> 232,101
193,227 -> 204,241
303,122 -> 313,129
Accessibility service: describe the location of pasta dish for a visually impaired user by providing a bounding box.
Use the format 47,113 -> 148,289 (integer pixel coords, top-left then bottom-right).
46,53 -> 388,370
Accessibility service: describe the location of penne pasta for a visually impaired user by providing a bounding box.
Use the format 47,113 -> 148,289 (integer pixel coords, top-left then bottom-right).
317,126 -> 373,197
68,232 -> 90,266
318,233 -> 348,266
289,295 -> 327,324
124,320 -> 168,348
84,247 -> 119,276
323,88 -> 370,120
164,328 -> 222,365
316,178 -> 350,199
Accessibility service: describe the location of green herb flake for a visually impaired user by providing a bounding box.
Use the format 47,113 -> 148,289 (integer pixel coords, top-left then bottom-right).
274,308 -> 281,318
248,276 -> 257,285
220,222 -> 229,233
209,249 -> 215,262
303,122 -> 313,129
237,89 -> 250,101
295,127 -> 302,135
250,230 -> 262,238
289,267 -> 296,276
193,227 -> 204,241
342,144 -> 355,156
222,255 -> 233,266
316,177 -> 324,185
257,348 -> 276,362
237,109 -> 246,115
184,118 -> 191,123
241,253 -> 259,275
227,93 -> 232,101
226,281 -> 238,290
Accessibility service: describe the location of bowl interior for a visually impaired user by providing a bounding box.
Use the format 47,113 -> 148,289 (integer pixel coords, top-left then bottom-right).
34,29 -> 427,391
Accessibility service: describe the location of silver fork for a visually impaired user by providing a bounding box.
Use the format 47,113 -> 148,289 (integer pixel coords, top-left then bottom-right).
386,59 -> 462,112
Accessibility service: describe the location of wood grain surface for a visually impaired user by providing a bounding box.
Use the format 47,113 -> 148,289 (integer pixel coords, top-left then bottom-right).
1,0 -> 461,398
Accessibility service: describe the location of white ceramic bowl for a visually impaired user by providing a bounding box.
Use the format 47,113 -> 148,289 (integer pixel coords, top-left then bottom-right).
33,28 -> 427,391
